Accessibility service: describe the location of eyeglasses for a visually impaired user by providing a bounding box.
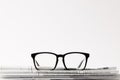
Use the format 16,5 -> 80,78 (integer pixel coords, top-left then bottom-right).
31,52 -> 90,70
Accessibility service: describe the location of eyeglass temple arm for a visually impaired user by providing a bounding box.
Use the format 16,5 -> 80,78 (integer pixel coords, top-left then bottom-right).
78,59 -> 84,68
35,60 -> 40,66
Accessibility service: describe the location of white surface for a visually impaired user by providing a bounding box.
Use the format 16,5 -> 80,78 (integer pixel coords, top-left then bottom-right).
0,0 -> 120,68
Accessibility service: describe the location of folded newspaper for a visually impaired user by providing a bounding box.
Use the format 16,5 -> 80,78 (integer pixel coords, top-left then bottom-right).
0,67 -> 120,80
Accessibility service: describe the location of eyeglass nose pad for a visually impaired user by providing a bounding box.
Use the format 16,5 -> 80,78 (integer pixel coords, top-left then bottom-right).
62,57 -> 68,70
52,58 -> 59,70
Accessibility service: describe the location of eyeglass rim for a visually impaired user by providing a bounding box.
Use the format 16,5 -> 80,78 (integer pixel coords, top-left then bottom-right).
31,52 -> 90,70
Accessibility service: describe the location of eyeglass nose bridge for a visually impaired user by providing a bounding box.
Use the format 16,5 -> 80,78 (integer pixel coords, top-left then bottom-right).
53,54 -> 67,70
57,54 -> 64,57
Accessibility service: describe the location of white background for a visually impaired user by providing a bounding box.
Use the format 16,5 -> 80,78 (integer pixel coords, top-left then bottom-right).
0,0 -> 120,69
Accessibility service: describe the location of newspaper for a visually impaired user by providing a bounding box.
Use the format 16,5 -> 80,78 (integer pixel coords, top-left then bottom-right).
0,67 -> 120,80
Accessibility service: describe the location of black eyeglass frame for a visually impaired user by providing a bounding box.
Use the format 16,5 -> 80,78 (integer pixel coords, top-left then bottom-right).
31,52 -> 90,70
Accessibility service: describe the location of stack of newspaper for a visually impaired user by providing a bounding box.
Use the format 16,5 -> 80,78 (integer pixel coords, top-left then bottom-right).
0,67 -> 119,80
